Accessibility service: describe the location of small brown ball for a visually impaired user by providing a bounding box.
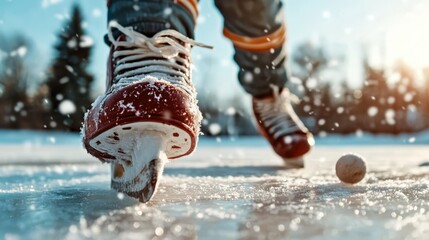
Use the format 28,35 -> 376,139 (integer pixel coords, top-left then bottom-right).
335,153 -> 366,184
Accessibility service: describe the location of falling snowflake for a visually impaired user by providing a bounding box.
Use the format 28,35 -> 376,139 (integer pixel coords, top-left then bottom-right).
92,8 -> 101,18
322,10 -> 331,19
254,68 -> 261,74
385,109 -> 396,125
10,46 -> 27,57
367,106 -> 378,117
208,123 -> 222,135
243,72 -> 253,83
80,36 -> 94,48
41,0 -> 62,8
337,107 -> 344,114
59,100 -> 76,115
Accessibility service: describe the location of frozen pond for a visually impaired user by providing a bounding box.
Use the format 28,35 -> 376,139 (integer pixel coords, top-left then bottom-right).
1,137 -> 429,239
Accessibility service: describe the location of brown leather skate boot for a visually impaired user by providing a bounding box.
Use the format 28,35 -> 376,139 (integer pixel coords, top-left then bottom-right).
253,87 -> 314,168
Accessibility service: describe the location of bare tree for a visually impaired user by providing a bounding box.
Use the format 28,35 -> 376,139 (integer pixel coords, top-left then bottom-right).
0,33 -> 33,128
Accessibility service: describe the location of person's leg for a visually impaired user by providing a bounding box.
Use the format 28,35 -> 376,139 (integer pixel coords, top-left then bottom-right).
83,0 -> 207,202
214,0 -> 287,98
214,0 -> 314,166
106,0 -> 197,40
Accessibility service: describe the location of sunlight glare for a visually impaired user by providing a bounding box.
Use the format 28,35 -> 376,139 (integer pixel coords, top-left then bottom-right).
386,3 -> 429,69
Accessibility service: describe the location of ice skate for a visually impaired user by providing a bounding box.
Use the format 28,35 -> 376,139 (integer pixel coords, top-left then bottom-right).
82,22 -> 211,202
253,87 -> 314,168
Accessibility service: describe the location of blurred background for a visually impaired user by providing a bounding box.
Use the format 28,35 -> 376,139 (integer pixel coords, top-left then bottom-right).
1,0 -> 429,137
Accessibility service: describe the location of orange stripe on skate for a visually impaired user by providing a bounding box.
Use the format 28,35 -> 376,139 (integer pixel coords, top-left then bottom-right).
223,23 -> 287,51
177,0 -> 199,22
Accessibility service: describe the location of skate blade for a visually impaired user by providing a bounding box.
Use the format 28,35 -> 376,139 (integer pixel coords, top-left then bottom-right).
283,156 -> 304,169
112,159 -> 164,203
110,131 -> 167,203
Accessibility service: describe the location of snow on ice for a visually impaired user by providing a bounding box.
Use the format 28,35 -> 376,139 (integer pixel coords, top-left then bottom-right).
1,130 -> 429,239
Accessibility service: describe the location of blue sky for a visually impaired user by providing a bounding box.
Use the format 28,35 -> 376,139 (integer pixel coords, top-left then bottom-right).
1,0 -> 428,97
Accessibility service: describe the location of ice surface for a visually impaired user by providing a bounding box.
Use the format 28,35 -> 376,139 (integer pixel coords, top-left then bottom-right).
1,130 -> 429,239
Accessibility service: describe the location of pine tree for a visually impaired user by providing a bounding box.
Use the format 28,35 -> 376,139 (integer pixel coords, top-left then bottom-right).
44,4 -> 94,131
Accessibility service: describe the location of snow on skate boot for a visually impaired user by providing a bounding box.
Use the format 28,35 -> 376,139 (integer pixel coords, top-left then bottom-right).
252,87 -> 314,168
82,22 -> 211,202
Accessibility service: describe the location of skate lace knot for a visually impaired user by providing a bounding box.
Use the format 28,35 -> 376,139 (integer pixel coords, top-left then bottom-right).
255,86 -> 301,139
108,21 -> 212,94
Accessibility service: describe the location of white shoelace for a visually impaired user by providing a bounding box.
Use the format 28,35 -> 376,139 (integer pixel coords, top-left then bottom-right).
107,21 -> 212,95
254,86 -> 301,139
